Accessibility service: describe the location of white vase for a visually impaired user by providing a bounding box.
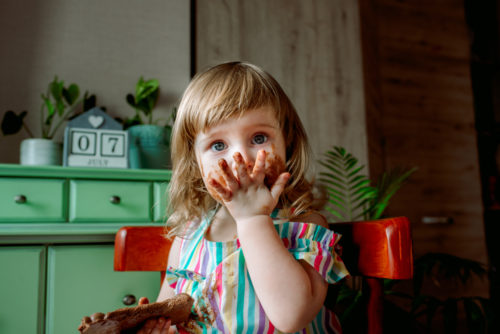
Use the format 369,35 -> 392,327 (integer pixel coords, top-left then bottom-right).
20,138 -> 62,166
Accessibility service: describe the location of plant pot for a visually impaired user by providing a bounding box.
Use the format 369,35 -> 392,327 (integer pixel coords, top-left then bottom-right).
128,125 -> 171,169
20,138 -> 62,166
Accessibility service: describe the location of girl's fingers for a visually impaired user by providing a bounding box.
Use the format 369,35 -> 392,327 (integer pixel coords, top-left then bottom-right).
251,150 -> 266,183
139,317 -> 170,334
153,318 -> 170,334
138,297 -> 149,305
208,178 -> 232,202
233,152 -> 250,185
138,318 -> 156,334
218,158 -> 239,189
270,172 -> 290,200
160,318 -> 172,334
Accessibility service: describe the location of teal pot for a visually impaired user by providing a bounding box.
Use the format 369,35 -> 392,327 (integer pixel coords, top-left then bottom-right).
128,125 -> 171,169
20,138 -> 62,166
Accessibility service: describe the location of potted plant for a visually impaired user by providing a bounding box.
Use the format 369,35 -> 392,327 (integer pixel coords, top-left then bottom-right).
124,77 -> 174,169
318,146 -> 416,222
318,146 -> 492,333
1,76 -> 94,166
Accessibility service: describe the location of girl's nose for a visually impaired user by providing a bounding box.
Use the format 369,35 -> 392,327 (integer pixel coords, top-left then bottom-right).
230,146 -> 256,165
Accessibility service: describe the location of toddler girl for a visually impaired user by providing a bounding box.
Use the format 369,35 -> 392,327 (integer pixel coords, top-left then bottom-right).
139,62 -> 348,334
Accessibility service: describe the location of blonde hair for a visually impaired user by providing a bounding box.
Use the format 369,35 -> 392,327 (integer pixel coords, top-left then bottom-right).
167,62 -> 313,237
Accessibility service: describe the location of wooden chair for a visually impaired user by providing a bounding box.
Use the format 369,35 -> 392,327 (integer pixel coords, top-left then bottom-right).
114,217 -> 413,334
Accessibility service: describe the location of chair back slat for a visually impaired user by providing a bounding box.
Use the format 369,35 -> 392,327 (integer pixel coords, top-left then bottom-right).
115,217 -> 413,280
114,226 -> 172,272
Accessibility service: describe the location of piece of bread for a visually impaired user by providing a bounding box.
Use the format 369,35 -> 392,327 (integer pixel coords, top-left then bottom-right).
78,293 -> 194,334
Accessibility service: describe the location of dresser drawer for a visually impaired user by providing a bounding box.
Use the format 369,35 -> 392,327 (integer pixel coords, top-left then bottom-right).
0,178 -> 66,222
69,180 -> 153,222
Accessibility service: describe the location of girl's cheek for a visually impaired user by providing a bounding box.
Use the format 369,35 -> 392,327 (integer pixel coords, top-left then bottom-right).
205,170 -> 228,202
263,151 -> 286,188
261,144 -> 287,187
202,161 -> 228,202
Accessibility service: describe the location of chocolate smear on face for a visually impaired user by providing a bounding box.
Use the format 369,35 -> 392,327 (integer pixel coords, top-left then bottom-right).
263,153 -> 286,188
205,159 -> 228,202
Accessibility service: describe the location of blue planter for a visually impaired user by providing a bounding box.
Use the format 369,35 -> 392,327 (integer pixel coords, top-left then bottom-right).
128,125 -> 171,169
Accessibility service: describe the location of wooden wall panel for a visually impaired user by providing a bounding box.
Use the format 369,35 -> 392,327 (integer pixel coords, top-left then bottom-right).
196,0 -> 489,298
370,0 -> 488,295
196,0 -> 370,169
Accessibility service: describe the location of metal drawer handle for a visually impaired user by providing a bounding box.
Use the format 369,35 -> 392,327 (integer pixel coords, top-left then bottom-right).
14,195 -> 27,204
109,195 -> 121,204
122,294 -> 136,306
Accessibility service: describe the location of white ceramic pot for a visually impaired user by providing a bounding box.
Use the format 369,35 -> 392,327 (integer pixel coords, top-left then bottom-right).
20,138 -> 62,166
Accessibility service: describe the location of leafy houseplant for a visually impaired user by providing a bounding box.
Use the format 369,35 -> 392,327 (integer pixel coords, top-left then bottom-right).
124,77 -> 160,128
125,77 -> 174,169
319,146 -> 491,333
1,76 -> 84,139
1,76 -> 94,165
318,146 -> 416,222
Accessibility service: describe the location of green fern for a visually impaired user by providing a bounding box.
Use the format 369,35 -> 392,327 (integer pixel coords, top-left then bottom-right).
370,166 -> 417,219
319,146 -> 416,221
318,146 -> 377,221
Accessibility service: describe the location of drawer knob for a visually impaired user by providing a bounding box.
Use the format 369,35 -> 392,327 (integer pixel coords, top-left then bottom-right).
14,195 -> 27,204
110,195 -> 121,204
122,294 -> 136,306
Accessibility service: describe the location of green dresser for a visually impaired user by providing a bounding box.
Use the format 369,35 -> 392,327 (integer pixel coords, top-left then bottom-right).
0,164 -> 171,334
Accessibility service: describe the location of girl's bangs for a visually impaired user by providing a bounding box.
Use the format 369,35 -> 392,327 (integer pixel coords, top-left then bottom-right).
192,67 -> 282,133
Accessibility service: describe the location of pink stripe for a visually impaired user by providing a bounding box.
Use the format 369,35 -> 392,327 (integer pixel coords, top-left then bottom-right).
282,238 -> 290,248
314,243 -> 323,272
329,233 -> 338,247
215,264 -> 224,309
331,313 -> 342,332
298,224 -> 308,239
179,277 -> 187,293
266,320 -> 275,334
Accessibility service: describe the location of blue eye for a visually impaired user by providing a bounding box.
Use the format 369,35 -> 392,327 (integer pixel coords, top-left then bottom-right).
211,141 -> 226,152
252,134 -> 268,145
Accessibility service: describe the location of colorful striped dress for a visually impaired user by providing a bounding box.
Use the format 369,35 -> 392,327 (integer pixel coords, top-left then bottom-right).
166,210 -> 349,333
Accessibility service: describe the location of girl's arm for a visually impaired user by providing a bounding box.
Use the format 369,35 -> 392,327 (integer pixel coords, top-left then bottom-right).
237,212 -> 328,333
210,151 -> 329,332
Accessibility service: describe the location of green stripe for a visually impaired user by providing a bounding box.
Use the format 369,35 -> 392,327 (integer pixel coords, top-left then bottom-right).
236,251 -> 246,329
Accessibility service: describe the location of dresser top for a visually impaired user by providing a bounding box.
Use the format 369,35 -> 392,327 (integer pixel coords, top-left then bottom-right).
0,163 -> 171,181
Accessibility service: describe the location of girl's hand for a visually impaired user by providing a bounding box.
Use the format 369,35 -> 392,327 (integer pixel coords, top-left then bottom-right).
137,317 -> 174,334
208,149 -> 290,221
136,297 -> 176,334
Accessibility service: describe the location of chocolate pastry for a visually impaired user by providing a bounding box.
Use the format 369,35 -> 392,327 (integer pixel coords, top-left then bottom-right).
78,293 -> 194,334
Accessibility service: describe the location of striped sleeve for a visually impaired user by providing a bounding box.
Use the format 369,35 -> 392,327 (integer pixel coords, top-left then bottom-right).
275,222 -> 350,283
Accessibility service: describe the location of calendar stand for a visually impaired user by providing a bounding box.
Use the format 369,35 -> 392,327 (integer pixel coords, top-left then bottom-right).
63,108 -> 129,168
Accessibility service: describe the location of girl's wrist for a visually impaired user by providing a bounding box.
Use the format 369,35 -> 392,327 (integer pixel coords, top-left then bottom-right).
235,214 -> 272,228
